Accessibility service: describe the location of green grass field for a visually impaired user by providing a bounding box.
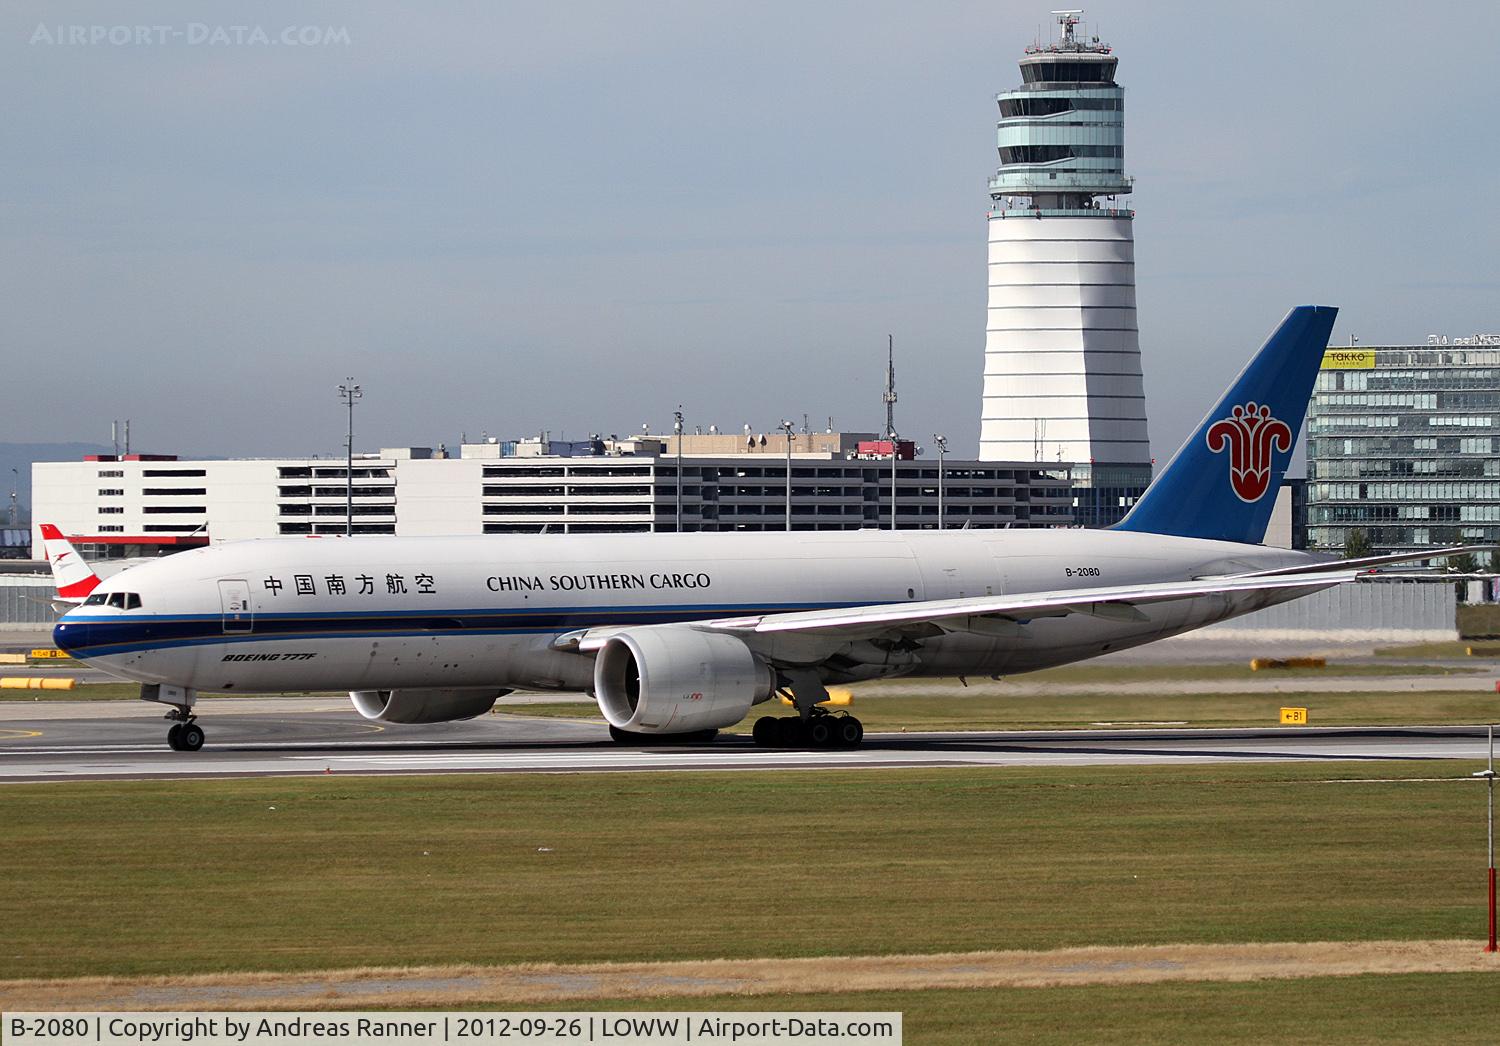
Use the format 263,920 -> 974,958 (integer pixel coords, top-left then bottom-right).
1378,641 -> 1500,660
564,974 -> 1500,1045
3,762 -> 1494,984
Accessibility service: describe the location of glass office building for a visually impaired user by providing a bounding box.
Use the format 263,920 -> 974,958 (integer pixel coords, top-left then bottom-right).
1306,344 -> 1500,553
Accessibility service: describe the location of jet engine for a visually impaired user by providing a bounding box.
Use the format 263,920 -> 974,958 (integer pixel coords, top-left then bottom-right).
594,625 -> 774,734
349,687 -> 511,724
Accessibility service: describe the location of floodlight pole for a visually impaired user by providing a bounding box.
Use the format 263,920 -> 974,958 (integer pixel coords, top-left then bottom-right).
780,420 -> 795,531
338,378 -> 362,538
674,407 -> 684,533
934,435 -> 948,530
889,432 -> 899,531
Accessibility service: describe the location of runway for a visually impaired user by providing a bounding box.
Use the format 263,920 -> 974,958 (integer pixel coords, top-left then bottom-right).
0,699 -> 1491,781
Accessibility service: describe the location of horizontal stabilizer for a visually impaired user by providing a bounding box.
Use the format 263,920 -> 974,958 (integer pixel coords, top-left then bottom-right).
1227,544 -> 1500,579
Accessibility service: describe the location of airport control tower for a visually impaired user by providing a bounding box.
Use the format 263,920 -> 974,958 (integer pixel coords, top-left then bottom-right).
980,11 -> 1152,526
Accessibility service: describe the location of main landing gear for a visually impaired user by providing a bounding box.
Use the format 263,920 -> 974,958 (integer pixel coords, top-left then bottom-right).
752,711 -> 863,749
752,669 -> 864,749
165,708 -> 205,752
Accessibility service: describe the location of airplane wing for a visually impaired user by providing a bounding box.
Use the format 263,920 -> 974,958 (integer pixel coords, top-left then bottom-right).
566,569 -> 1359,650
697,571 -> 1358,638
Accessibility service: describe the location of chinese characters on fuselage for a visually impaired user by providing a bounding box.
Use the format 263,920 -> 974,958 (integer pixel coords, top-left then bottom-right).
262,572 -> 437,597
257,570 -> 714,599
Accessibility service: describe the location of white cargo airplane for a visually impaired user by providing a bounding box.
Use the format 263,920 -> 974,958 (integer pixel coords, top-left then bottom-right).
52,306 -> 1475,752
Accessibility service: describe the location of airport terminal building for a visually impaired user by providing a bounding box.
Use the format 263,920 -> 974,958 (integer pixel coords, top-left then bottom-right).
1307,340 -> 1500,553
31,435 -> 1074,558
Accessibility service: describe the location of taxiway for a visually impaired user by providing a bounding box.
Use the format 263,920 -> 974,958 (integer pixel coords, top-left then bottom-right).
0,699 -> 1490,782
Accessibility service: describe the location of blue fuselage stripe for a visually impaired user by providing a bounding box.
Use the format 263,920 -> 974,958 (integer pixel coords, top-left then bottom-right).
55,602 -> 855,658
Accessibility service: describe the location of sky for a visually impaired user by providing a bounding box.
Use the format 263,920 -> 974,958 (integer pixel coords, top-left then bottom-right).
3,1 -> 1498,464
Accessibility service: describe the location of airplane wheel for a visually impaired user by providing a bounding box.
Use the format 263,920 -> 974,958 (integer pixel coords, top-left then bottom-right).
836,716 -> 864,747
178,724 -> 205,752
776,717 -> 807,748
752,716 -> 778,747
167,724 -> 184,751
808,718 -> 835,748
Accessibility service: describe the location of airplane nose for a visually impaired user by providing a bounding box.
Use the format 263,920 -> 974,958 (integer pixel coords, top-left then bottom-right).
53,618 -> 89,655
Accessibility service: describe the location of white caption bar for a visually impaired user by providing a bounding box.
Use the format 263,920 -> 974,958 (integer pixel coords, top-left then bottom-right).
3,1012 -> 902,1046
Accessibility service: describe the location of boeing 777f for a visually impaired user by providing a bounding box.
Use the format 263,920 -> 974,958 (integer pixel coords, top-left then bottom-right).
53,306 -> 1477,751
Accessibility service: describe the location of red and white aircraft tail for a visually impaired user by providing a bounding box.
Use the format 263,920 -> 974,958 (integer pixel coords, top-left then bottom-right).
39,524 -> 102,604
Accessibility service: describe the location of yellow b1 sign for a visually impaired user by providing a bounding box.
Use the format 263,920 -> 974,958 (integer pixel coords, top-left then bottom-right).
29,649 -> 70,660
1321,349 -> 1374,370
1280,706 -> 1309,725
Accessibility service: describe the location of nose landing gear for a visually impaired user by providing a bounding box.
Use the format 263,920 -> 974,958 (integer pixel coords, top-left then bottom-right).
167,720 -> 205,751
165,708 -> 204,752
141,683 -> 204,752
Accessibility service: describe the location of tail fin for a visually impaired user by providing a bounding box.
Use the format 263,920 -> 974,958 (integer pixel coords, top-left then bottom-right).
1114,305 -> 1337,543
39,524 -> 101,602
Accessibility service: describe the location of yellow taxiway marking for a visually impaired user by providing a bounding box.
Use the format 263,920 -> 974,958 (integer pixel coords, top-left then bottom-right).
0,728 -> 44,739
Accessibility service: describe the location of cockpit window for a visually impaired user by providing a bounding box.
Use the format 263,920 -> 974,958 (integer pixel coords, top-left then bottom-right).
82,591 -> 141,609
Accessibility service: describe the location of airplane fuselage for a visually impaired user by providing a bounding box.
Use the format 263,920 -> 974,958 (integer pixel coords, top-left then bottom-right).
55,529 -> 1315,694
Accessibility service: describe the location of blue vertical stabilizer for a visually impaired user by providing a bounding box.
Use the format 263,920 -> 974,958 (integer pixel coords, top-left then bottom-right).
1114,305 -> 1338,543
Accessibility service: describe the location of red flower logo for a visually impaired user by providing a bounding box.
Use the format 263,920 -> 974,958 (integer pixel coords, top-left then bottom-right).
1205,402 -> 1293,503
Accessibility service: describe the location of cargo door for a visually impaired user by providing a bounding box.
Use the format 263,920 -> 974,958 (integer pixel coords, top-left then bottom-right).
916,544 -> 1000,602
219,579 -> 253,633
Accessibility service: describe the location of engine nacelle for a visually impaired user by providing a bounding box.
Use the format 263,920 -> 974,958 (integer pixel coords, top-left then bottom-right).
349,687 -> 510,724
594,626 -> 774,734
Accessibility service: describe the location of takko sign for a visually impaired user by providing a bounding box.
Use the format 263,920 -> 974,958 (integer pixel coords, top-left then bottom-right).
1320,348 -> 1375,370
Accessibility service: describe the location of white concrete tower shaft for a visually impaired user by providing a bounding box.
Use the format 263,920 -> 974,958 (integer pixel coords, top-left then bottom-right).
980,12 -> 1151,493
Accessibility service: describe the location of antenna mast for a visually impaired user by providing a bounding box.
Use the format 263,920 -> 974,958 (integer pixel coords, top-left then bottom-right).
883,334 -> 898,438
1052,9 -> 1083,46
